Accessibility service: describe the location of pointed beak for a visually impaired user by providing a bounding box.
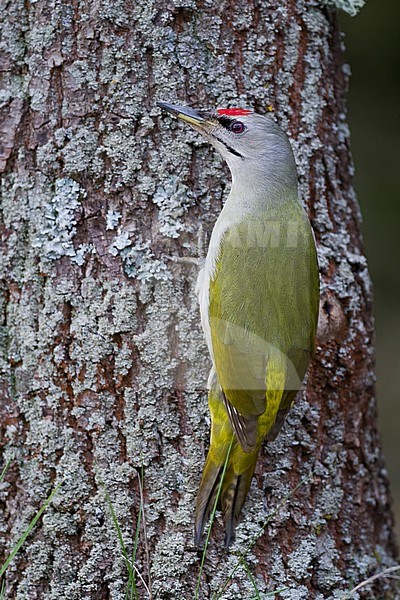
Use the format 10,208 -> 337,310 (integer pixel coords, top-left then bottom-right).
157,101 -> 215,128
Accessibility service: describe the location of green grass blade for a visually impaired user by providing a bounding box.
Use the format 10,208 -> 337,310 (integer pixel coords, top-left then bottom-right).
213,472 -> 313,599
0,457 -> 13,483
0,481 -> 62,578
99,465 -> 152,600
104,490 -> 129,561
194,437 -> 234,600
103,490 -> 138,599
238,555 -> 261,599
238,557 -> 289,599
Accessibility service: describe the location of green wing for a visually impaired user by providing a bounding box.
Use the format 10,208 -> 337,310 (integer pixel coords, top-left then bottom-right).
209,202 -> 319,449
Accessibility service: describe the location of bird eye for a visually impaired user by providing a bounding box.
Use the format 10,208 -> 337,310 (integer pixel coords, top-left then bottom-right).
230,121 -> 245,134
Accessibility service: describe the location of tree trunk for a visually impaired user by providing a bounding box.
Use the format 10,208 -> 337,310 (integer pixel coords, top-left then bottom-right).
0,0 -> 398,598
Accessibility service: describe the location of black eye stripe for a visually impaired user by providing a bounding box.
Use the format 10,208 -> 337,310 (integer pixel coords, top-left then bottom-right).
217,115 -> 233,129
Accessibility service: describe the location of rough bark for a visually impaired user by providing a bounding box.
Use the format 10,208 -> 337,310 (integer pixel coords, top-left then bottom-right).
0,0 -> 397,598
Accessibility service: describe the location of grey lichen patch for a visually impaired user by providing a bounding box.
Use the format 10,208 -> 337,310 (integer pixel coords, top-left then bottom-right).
153,175 -> 194,238
281,585 -> 310,600
31,177 -> 86,261
101,124 -> 142,189
150,532 -> 197,598
109,236 -> 172,282
132,290 -> 178,392
123,387 -> 161,468
314,536 -> 343,591
0,0 -> 27,67
114,340 -> 133,377
110,283 -> 138,333
71,243 -> 96,266
318,0 -> 366,16
106,209 -> 122,230
109,231 -> 132,256
288,535 -> 317,579
35,138 -> 61,173
65,59 -> 99,92
144,445 -> 193,536
122,274 -> 204,470
61,126 -> 104,177
14,540 -> 52,588
67,277 -> 138,389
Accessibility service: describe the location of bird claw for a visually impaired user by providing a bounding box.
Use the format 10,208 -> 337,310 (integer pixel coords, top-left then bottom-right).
164,224 -> 207,268
165,255 -> 202,267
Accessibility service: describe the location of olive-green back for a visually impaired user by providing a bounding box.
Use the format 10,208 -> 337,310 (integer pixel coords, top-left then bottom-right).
209,200 -> 319,431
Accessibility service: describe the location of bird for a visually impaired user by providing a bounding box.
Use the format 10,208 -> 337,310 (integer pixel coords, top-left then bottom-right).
157,101 -> 319,548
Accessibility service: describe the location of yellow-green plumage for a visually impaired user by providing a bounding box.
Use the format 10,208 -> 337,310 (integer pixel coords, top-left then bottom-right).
195,202 -> 319,547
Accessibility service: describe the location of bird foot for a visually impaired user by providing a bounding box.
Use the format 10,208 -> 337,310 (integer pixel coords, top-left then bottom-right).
165,255 -> 203,267
164,224 -> 207,268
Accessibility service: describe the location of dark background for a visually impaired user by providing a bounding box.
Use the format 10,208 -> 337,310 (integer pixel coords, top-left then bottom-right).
340,0 -> 400,542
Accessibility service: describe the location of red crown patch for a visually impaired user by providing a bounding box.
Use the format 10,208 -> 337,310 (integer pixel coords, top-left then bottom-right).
216,108 -> 252,117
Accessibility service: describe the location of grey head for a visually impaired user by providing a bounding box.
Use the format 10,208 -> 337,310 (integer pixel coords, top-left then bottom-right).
157,102 -> 298,192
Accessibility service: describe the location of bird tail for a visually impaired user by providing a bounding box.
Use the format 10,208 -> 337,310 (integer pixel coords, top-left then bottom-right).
220,455 -> 258,548
194,442 -> 259,548
194,379 -> 260,548
194,454 -> 225,547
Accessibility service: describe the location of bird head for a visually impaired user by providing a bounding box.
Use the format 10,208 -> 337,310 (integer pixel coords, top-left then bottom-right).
157,101 -> 297,192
